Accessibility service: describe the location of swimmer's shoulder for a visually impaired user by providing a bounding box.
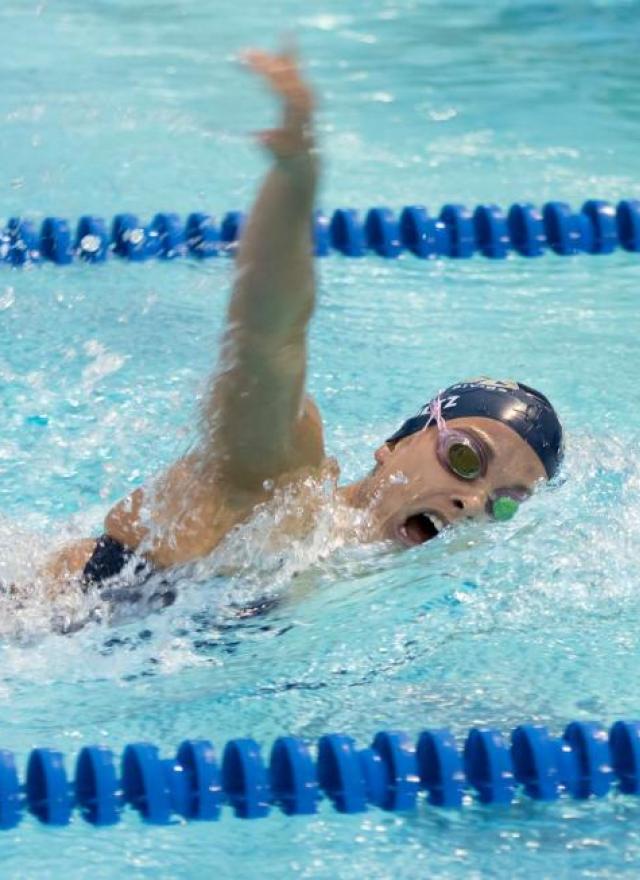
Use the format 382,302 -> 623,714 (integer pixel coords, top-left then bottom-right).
104,397 -> 328,568
104,456 -> 237,567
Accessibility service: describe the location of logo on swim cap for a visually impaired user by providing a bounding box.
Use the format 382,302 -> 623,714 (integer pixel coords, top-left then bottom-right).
446,378 -> 520,394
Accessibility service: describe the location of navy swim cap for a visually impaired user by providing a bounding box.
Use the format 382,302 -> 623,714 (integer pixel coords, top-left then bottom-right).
387,378 -> 564,479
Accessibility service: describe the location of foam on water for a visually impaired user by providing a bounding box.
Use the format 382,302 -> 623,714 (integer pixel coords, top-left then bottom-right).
0,423 -> 638,690
2,0 -> 640,875
1,256 -> 639,876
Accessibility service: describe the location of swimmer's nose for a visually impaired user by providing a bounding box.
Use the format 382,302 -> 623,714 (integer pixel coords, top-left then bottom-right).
451,491 -> 487,519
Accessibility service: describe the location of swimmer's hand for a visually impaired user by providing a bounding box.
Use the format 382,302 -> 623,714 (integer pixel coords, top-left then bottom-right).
241,46 -> 316,163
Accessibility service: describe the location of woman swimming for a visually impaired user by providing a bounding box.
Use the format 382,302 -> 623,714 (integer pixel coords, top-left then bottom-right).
45,47 -> 563,598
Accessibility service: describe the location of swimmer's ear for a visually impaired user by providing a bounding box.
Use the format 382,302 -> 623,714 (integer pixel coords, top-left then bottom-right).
374,442 -> 395,466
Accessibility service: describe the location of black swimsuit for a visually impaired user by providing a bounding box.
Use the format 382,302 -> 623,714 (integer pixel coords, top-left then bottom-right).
82,534 -> 148,586
82,534 -> 176,608
81,535 -> 279,620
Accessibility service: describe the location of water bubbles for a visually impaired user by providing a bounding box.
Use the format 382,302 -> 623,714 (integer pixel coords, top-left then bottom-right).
0,286 -> 15,310
81,340 -> 125,392
428,108 -> 458,123
370,91 -> 394,104
300,13 -> 353,31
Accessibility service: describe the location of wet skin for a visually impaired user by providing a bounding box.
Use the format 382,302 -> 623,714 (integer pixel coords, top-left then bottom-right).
340,416 -> 547,546
42,48 -> 549,588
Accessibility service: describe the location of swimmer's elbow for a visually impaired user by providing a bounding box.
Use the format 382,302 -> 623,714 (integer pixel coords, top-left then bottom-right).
104,488 -> 146,547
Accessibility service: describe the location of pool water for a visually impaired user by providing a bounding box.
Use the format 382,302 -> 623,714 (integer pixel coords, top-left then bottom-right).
1,0 -> 640,876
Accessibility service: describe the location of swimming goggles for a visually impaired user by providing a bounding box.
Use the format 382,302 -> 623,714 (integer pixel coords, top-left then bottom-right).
436,430 -> 522,521
437,430 -> 485,481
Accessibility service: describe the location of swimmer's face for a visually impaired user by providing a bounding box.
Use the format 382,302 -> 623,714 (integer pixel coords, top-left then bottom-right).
366,416 -> 547,546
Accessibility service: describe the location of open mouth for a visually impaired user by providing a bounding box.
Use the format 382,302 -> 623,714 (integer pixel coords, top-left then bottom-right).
397,512 -> 446,546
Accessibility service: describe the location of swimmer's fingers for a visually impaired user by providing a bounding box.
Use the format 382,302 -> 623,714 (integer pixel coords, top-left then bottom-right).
240,48 -> 315,121
241,47 -> 316,161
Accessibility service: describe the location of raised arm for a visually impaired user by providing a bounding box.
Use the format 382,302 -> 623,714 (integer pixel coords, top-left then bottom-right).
200,47 -> 324,492
40,50 -> 328,589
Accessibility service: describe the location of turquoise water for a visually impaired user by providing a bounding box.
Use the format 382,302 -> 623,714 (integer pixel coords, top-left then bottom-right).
1,0 -> 640,876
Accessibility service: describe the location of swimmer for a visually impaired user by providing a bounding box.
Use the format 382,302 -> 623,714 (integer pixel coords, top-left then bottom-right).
44,47 -> 563,600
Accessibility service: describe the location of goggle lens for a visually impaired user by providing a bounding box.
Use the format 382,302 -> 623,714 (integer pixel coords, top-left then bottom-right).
446,440 -> 482,480
491,495 -> 520,521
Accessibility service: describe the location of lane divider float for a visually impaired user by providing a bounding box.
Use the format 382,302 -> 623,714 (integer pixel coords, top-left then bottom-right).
0,720 -> 638,828
1,200 -> 639,266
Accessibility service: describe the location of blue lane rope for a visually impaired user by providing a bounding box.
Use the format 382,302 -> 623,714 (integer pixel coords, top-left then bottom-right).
0,720 -> 639,828
1,200 -> 639,266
